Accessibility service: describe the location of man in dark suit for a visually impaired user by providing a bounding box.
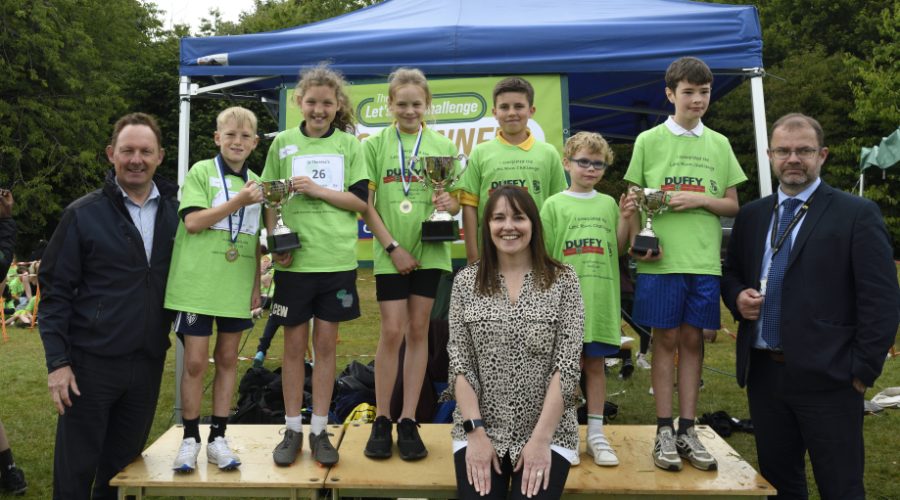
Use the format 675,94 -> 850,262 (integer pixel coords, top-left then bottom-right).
722,113 -> 899,500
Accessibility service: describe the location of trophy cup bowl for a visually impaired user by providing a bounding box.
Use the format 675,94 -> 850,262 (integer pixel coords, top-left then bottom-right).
259,179 -> 302,253
630,186 -> 670,256
414,154 -> 468,242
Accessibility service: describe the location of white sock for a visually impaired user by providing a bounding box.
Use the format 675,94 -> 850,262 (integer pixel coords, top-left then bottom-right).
285,415 -> 303,433
311,413 -> 328,435
587,414 -> 604,437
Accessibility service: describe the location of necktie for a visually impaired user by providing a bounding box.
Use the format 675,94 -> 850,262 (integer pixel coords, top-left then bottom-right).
760,198 -> 802,349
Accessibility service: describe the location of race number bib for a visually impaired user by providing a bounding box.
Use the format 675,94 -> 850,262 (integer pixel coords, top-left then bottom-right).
291,154 -> 345,192
209,177 -> 261,235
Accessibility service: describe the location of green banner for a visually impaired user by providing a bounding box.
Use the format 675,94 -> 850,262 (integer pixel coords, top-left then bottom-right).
283,74 -> 567,265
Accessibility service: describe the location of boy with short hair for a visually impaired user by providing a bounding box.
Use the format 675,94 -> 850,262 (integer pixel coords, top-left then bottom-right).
456,76 -> 568,262
166,106 -> 264,472
623,57 -> 746,472
541,132 -> 635,467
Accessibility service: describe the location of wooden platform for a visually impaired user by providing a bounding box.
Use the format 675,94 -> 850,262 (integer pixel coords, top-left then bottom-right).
327,424 -> 774,499
113,423 -> 774,499
110,424 -> 341,499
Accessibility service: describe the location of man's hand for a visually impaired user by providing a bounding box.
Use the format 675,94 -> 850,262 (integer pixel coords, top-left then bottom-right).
0,189 -> 13,218
852,377 -> 867,394
48,366 -> 80,415
736,288 -> 764,321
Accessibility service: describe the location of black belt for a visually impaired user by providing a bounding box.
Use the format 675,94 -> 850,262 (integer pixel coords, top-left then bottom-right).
753,348 -> 785,363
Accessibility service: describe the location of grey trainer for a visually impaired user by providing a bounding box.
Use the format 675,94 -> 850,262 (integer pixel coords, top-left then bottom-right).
273,429 -> 302,466
310,430 -> 339,466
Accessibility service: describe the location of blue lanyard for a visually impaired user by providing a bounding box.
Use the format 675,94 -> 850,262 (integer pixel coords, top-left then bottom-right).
395,124 -> 424,197
215,155 -> 247,246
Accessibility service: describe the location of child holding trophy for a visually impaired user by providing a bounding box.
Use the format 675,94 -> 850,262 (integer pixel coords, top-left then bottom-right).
623,56 -> 746,472
167,106 -> 264,472
362,68 -> 459,461
541,132 -> 636,467
261,64 -> 368,467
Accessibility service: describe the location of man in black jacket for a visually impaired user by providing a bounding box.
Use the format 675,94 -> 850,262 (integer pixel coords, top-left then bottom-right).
38,113 -> 179,500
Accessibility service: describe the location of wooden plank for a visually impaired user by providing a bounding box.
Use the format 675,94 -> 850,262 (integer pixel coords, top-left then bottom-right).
566,425 -> 775,497
326,423 -> 457,493
111,424 -> 337,493
328,424 -> 774,499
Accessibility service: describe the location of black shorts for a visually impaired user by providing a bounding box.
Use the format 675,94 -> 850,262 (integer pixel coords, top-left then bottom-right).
173,312 -> 252,337
375,269 -> 444,301
270,270 -> 361,326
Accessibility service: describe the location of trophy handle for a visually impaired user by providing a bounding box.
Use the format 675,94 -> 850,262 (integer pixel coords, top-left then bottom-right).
448,153 -> 469,186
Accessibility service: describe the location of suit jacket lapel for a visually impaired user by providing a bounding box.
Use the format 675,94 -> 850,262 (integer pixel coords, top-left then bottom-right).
749,195 -> 776,285
787,182 -> 833,269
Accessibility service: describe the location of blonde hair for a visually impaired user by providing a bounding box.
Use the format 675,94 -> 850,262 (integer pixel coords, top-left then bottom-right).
216,106 -> 258,133
564,131 -> 614,164
387,67 -> 432,106
294,63 -> 356,133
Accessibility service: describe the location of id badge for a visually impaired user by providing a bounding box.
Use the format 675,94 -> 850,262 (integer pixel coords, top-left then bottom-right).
292,154 -> 345,192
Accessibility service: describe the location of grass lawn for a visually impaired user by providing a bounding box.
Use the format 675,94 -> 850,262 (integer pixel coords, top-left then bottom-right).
1,266 -> 898,499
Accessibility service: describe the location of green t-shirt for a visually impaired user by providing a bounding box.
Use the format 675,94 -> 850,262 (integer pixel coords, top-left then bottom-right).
365,125 -> 457,275
623,124 -> 747,276
541,191 -> 621,345
456,136 -> 567,234
165,158 -> 262,319
261,127 -> 367,273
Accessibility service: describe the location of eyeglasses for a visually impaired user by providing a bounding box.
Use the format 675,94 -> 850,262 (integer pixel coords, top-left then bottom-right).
568,158 -> 608,170
770,147 -> 820,160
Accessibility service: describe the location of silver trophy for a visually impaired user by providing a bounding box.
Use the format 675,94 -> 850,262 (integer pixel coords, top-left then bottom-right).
631,186 -> 670,256
413,154 -> 468,241
259,180 -> 301,253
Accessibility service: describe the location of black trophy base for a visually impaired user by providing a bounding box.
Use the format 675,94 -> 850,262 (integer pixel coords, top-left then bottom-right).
422,220 -> 459,242
631,234 -> 660,256
268,232 -> 302,254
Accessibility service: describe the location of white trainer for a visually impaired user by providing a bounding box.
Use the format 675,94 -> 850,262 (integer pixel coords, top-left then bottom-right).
586,433 -> 619,466
636,352 -> 651,369
207,436 -> 241,470
172,438 -> 201,472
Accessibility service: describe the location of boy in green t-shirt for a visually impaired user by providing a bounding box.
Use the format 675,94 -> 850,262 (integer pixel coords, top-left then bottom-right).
623,57 -> 747,472
167,106 -> 264,473
457,77 -> 568,263
541,132 -> 636,467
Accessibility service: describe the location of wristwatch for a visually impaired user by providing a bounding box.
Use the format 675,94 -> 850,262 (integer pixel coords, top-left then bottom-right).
385,241 -> 400,254
463,419 -> 484,433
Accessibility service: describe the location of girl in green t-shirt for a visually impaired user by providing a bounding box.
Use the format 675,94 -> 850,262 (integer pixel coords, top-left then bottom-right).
262,64 -> 368,467
362,68 -> 460,461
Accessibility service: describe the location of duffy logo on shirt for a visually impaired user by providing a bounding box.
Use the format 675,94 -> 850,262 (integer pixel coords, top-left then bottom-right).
563,238 -> 605,256
488,179 -> 528,196
661,176 -> 706,193
382,168 -> 423,184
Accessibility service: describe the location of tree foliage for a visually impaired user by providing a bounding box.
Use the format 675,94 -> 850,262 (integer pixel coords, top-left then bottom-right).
3,0 -> 899,255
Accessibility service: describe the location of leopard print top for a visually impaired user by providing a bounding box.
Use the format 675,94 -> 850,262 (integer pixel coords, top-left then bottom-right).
447,262 -> 584,463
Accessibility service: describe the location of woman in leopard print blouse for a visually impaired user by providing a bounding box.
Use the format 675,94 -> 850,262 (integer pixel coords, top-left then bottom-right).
448,186 -> 584,500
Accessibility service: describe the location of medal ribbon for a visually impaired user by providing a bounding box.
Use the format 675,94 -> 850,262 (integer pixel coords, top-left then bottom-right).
395,124 -> 424,197
215,155 -> 247,248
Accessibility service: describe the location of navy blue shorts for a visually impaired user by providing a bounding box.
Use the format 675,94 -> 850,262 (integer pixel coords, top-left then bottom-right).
583,341 -> 620,358
173,312 -> 252,337
632,273 -> 720,330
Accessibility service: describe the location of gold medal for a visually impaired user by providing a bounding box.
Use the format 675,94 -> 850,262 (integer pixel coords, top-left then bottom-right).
399,199 -> 413,214
225,246 -> 239,262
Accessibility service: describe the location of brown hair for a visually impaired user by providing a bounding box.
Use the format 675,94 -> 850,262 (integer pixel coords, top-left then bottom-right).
294,63 -> 356,133
771,113 -> 825,148
110,113 -> 162,149
387,67 -> 433,106
476,186 -> 565,296
564,131 -> 614,164
492,76 -> 535,106
664,56 -> 713,91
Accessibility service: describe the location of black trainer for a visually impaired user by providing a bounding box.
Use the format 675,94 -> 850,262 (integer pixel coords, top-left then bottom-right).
396,418 -> 427,461
364,416 -> 393,459
1,465 -> 27,496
